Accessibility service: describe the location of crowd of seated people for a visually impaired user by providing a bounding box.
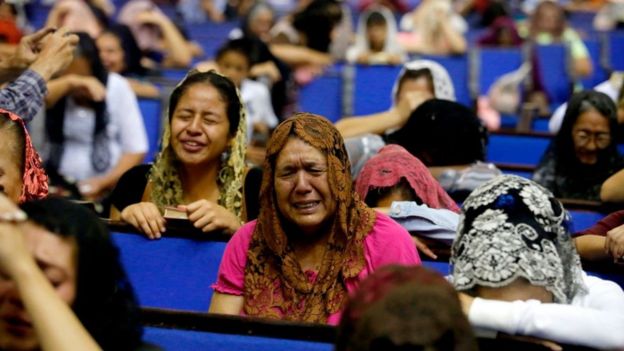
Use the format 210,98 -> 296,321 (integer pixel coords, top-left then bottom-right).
1,0 -> 624,350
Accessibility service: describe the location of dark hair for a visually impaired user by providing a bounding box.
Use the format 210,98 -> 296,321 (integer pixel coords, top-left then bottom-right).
396,68 -> 435,100
336,265 -> 478,351
387,99 -> 488,166
168,70 -> 241,136
20,198 -> 143,351
100,24 -> 147,76
554,90 -> 618,170
45,32 -> 109,174
0,112 -> 25,175
293,0 -> 342,53
364,178 -> 420,207
365,11 -> 386,28
216,38 -> 253,68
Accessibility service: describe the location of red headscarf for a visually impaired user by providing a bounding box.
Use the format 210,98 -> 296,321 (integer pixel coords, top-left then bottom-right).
0,109 -> 48,202
355,144 -> 459,212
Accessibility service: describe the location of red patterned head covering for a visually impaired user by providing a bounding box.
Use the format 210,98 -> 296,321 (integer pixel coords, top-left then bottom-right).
355,145 -> 459,212
0,109 -> 48,203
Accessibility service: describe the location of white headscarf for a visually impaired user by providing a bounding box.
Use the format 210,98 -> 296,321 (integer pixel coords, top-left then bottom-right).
346,6 -> 405,64
391,59 -> 456,103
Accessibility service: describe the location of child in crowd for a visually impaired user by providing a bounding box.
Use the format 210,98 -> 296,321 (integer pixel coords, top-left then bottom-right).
215,38 -> 278,147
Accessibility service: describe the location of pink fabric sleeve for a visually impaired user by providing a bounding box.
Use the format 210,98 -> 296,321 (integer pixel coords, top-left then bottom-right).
329,213 -> 421,325
363,212 -> 422,268
211,221 -> 256,295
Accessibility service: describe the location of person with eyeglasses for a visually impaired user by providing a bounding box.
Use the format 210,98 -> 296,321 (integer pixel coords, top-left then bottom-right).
534,90 -> 624,201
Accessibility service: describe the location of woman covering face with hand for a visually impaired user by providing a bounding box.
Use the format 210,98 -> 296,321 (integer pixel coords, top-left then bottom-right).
451,175 -> 624,350
0,195 -> 143,351
209,113 -> 420,324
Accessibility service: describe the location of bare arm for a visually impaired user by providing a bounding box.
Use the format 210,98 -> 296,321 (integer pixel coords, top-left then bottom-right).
575,235 -> 609,261
438,18 -> 467,54
269,44 -> 333,67
335,91 -> 431,138
0,195 -> 101,351
572,57 -> 593,78
137,11 -> 193,68
208,292 -> 245,315
46,74 -> 107,107
127,78 -> 160,99
335,109 -> 403,138
79,152 -> 146,199
600,168 -> 624,203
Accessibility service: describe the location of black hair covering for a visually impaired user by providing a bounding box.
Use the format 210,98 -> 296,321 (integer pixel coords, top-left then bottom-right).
103,24 -> 148,77
293,0 -> 342,53
45,31 -> 110,174
20,198 -> 143,351
386,99 -> 488,166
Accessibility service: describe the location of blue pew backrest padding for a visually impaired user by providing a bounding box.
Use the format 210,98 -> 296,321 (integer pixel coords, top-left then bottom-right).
299,70 -> 343,122
137,99 -> 162,163
534,44 -> 573,106
486,134 -> 551,166
352,65 -> 402,115
473,48 -> 524,97
568,210 -> 605,233
111,232 -> 226,311
422,260 -> 451,276
144,327 -> 333,351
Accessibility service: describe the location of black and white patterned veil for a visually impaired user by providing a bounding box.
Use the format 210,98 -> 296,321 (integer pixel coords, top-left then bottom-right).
451,175 -> 587,303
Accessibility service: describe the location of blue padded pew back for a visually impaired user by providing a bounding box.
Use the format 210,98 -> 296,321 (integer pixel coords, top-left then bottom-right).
111,232 -> 226,311
471,47 -> 524,96
137,98 -> 163,163
144,327 -> 333,351
298,67 -> 344,122
534,44 -> 573,107
351,65 -> 402,115
568,209 -> 605,233
605,30 -> 624,71
581,39 -> 609,90
486,133 -> 552,166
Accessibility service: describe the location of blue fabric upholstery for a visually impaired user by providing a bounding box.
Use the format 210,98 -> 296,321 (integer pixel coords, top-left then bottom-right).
606,30 -> 624,71
137,98 -> 162,163
473,48 -> 523,96
486,134 -> 551,166
299,69 -> 344,122
581,39 -> 609,90
111,232 -> 227,311
352,64 -> 402,115
144,327 -> 333,351
534,44 -> 573,106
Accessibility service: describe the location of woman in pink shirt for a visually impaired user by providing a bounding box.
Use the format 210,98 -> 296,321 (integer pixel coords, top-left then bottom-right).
209,113 -> 420,324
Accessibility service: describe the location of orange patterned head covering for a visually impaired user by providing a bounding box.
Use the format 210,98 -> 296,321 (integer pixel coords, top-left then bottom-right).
0,109 -> 48,202
244,113 -> 376,323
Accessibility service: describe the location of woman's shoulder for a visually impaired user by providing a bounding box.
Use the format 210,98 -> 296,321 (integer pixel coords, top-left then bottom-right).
110,164 -> 153,211
366,212 -> 414,247
363,211 -> 421,265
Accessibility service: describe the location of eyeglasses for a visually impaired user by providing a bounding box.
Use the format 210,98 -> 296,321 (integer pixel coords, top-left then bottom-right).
572,130 -> 611,148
